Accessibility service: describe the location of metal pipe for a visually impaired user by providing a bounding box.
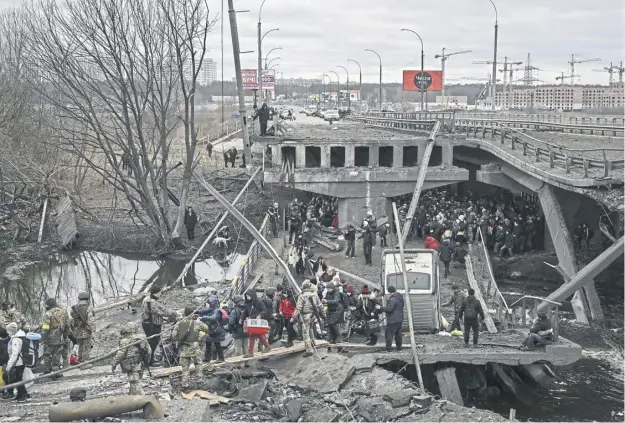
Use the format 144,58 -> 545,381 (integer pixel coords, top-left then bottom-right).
365,49 -> 382,110
228,0 -> 252,166
391,202 -> 425,389
175,166 -> 262,286
193,170 -> 301,295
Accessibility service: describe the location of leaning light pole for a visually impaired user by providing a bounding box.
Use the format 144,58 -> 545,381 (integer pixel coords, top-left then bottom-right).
228,0 -> 252,166
401,28 -> 425,111
347,58 -> 362,103
337,65 -> 350,111
488,0 -> 498,111
365,49 -> 382,110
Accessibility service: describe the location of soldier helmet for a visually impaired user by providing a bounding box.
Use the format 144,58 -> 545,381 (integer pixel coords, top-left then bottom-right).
45,298 -> 57,309
120,321 -> 138,335
184,306 -> 195,317
78,292 -> 90,301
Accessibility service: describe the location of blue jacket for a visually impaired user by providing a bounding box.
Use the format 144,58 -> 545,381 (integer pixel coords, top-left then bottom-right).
199,307 -> 226,343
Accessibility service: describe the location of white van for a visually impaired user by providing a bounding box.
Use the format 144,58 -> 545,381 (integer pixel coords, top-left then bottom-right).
381,249 -> 441,333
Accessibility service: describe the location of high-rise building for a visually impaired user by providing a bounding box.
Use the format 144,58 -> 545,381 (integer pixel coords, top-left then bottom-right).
182,57 -> 217,86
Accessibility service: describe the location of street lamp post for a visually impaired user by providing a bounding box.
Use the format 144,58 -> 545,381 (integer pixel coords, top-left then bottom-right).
328,71 -> 339,109
365,49 -> 382,110
257,0 -> 266,105
264,47 -> 282,68
322,74 -> 330,107
401,28 -> 425,111
347,59 -> 362,104
337,65 -> 349,111
259,28 -> 278,102
488,0 -> 498,111
266,57 -> 280,69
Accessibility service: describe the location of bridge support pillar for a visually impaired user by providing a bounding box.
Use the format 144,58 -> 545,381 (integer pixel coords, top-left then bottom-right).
537,183 -> 604,325
271,145 -> 281,167
441,142 -> 454,166
345,145 -> 355,167
295,145 -> 306,168
320,145 -> 330,168
393,146 -> 403,168
338,197 -> 390,227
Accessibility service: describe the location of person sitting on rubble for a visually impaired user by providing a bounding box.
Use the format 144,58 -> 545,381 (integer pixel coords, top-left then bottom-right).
519,312 -> 553,351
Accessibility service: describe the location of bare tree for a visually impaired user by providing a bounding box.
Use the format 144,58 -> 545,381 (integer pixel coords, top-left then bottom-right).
19,0 -> 216,247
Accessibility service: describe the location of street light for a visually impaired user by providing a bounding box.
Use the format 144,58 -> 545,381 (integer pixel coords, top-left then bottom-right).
401,28 -> 425,111
365,49 -> 382,110
328,70 -> 339,109
257,0 -> 268,104
322,74 -> 330,106
337,65 -> 349,111
347,59 -> 362,103
264,47 -> 282,68
266,57 -> 281,69
488,0 -> 498,111
262,28 -> 279,42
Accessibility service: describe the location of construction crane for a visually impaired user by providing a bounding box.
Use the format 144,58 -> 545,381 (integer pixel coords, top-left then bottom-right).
616,61 -> 625,84
593,63 -> 617,86
473,60 -> 503,107
568,54 -> 601,85
497,57 -> 523,109
555,72 -> 568,85
434,48 -> 471,103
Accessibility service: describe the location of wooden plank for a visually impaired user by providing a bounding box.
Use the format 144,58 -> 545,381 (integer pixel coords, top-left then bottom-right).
37,197 -> 48,243
153,340 -> 328,378
465,256 -> 497,333
434,367 -> 464,406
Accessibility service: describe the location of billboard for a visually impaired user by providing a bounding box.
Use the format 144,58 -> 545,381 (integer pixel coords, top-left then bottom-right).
261,69 -> 275,91
241,69 -> 257,91
402,70 -> 442,92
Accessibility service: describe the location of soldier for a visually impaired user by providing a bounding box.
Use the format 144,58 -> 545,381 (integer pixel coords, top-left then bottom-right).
41,298 -> 72,378
141,285 -> 170,366
171,307 -> 208,389
111,322 -> 151,395
292,280 -> 324,358
70,292 -> 96,368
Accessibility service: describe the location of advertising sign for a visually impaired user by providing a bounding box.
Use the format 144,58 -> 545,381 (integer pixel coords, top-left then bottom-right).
241,69 -> 258,91
402,70 -> 442,92
261,69 -> 275,91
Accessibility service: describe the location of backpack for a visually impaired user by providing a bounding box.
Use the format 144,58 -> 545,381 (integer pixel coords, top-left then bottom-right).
219,308 -> 229,326
18,336 -> 39,368
464,300 -> 478,320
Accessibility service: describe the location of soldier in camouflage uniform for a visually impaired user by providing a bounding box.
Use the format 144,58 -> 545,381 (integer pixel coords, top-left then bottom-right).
112,322 -> 151,395
41,298 -> 73,376
171,307 -> 208,389
1,302 -> 26,330
70,292 -> 96,367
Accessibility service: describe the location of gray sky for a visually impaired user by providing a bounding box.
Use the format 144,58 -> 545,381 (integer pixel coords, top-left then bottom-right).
1,0 -> 621,85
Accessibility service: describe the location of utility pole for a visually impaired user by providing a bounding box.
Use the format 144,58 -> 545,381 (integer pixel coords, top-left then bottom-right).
434,48 -> 471,107
257,0 -> 266,104
228,0 -> 251,166
488,0 -> 498,111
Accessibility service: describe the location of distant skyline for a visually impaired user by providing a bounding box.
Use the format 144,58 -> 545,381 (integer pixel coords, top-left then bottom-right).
0,0 -> 621,85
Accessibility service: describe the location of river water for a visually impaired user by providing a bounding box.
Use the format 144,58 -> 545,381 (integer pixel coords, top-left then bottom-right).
2,250 -> 624,421
2,250 -> 243,324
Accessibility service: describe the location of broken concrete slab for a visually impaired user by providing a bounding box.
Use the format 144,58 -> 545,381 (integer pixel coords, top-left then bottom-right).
341,367 -> 414,397
383,388 -> 420,408
355,396 -> 413,422
267,352 -> 355,394
350,353 -> 376,374
285,398 -> 303,421
235,380 -> 269,403
302,405 -> 339,422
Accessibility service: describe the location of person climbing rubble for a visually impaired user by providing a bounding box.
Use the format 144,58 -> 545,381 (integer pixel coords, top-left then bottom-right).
141,285 -> 171,366
519,312 -> 553,351
111,322 -> 151,395
240,290 -> 271,358
41,298 -> 73,378
199,296 -> 226,363
70,292 -> 96,369
292,279 -> 324,358
172,307 -> 208,389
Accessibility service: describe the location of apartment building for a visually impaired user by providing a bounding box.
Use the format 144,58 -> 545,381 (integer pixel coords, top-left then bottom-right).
493,84 -> 623,111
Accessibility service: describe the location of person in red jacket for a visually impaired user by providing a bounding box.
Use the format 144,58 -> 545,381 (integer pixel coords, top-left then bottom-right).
279,287 -> 297,348
424,235 -> 440,250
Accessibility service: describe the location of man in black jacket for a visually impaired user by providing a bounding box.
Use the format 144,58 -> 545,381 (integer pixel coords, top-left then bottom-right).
344,224 -> 356,258
458,288 -> 485,346
323,282 -> 344,351
240,290 -> 271,357
438,239 -> 452,278
377,286 -> 404,352
519,312 -> 553,350
358,222 -> 373,265
254,103 -> 271,136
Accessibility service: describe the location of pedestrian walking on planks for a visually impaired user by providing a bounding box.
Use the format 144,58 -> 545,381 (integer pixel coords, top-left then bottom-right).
458,289 -> 485,347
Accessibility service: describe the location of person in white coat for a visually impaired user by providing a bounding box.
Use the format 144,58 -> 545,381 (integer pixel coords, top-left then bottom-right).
5,322 -> 30,402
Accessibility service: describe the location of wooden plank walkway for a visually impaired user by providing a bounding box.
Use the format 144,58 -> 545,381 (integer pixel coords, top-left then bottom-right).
54,196 -> 78,248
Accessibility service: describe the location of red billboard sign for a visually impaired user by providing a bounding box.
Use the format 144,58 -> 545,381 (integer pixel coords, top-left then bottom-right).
242,69 -> 258,91
402,70 -> 442,92
262,69 -> 275,91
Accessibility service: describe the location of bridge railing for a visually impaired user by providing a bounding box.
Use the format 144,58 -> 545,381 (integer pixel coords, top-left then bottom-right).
228,213 -> 271,299
454,117 -> 624,135
508,295 -> 562,341
455,112 -> 625,127
458,121 -> 624,178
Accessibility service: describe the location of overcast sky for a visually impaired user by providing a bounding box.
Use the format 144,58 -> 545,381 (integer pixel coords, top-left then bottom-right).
0,0 -> 622,85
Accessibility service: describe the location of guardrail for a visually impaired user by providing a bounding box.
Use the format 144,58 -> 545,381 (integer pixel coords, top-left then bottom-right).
454,117 -> 624,136
456,113 -> 625,127
351,115 -> 439,131
228,213 -> 271,298
458,121 -> 624,178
